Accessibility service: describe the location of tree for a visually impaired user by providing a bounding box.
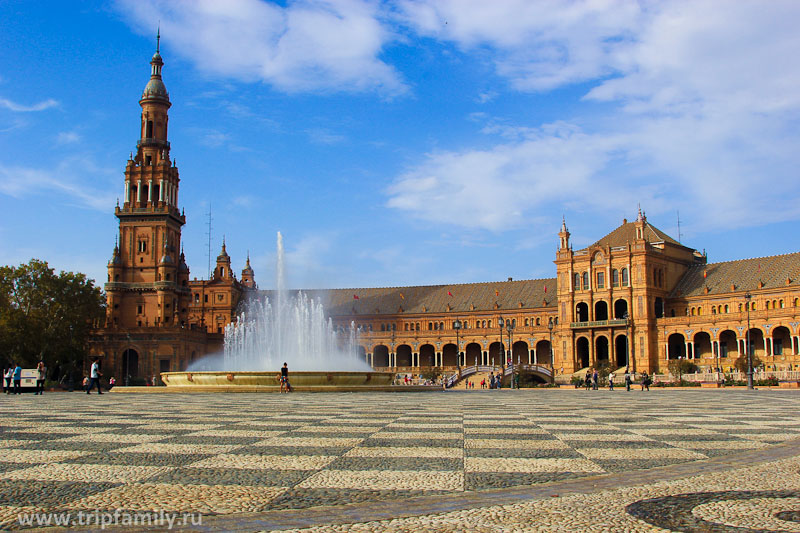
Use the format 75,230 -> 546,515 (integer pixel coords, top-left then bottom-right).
667,358 -> 699,380
0,259 -> 105,381
734,353 -> 762,373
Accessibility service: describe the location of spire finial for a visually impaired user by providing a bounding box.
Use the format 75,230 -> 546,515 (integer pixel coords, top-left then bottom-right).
636,203 -> 643,222
156,23 -> 161,53
561,215 -> 567,232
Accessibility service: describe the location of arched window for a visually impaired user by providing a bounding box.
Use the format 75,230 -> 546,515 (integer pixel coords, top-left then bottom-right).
780,300 -> 784,308
697,307 -> 702,316
146,120 -> 154,138
482,320 -> 486,328
711,306 -> 716,315
440,322 -> 444,330
573,273 -> 580,290
524,318 -> 529,326
690,307 -> 696,316
536,318 -> 540,326
621,268 -> 629,287
428,322 -> 433,330
766,301 -> 770,310
582,272 -> 589,290
596,271 -> 605,289
612,269 -> 619,287
724,304 -> 729,313
404,323 -> 409,331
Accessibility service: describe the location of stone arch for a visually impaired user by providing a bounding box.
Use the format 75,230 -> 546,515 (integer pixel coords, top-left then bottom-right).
419,344 -> 436,367
614,334 -> 628,368
535,339 -> 551,366
576,337 -> 590,370
396,344 -> 412,367
614,299 -> 629,319
595,301 -> 609,321
466,342 -> 482,366
719,330 -> 738,362
772,326 -> 791,356
576,302 -> 589,322
746,328 -> 765,359
512,341 -> 528,366
668,333 -> 685,360
693,331 -> 712,359
373,345 -> 389,367
442,343 -> 458,367
595,335 -> 610,364
488,342 -> 504,366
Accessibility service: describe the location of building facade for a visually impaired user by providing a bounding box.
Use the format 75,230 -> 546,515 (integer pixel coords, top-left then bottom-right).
90,45 -> 800,382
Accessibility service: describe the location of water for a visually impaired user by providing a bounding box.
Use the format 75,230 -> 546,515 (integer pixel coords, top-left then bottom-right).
218,232 -> 368,372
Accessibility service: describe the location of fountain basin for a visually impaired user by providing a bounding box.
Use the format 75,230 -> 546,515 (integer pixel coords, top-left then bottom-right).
159,370 -> 421,392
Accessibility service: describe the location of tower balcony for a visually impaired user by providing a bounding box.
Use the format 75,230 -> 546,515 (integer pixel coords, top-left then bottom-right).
570,319 -> 628,329
136,138 -> 170,151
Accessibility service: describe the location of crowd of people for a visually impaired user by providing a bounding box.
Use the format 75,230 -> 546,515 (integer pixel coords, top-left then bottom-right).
580,368 -> 652,391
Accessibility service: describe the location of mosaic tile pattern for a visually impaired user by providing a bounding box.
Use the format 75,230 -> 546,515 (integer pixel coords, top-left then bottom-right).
1,390 -> 799,529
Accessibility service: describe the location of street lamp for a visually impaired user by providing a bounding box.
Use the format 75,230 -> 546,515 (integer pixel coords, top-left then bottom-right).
453,319 -> 462,371
623,312 -> 630,371
547,317 -> 556,384
745,292 -> 753,390
506,319 -> 515,388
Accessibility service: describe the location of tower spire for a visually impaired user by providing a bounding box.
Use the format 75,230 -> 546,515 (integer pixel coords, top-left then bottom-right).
156,24 -> 161,53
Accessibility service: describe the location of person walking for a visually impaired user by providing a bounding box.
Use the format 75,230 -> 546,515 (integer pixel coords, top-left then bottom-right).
3,366 -> 12,394
609,373 -> 614,391
12,364 -> 22,394
35,361 -> 46,395
86,359 -> 103,394
592,369 -> 599,390
641,371 -> 650,391
108,377 -> 116,391
585,371 -> 592,390
625,370 -> 632,392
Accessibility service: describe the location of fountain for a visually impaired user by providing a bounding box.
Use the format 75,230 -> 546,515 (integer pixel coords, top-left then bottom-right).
161,232 -> 396,391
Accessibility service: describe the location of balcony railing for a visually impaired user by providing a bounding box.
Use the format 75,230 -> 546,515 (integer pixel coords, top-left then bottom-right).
570,319 -> 628,328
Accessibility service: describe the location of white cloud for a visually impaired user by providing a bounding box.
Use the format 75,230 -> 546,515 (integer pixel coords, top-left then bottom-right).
388,0 -> 800,233
0,157 -> 116,211
306,128 -> 346,145
117,0 -> 406,96
56,131 -> 82,144
0,97 -> 59,112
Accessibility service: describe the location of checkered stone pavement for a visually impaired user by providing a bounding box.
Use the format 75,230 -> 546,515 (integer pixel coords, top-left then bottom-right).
1,389 -> 799,529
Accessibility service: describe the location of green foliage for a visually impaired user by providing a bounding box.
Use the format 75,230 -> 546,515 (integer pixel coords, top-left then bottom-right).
667,359 -> 699,380
420,368 -> 440,382
570,375 -> 584,387
734,354 -> 762,373
0,259 -> 105,381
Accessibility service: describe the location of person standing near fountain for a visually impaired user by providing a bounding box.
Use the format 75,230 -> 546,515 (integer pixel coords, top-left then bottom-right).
280,362 -> 292,393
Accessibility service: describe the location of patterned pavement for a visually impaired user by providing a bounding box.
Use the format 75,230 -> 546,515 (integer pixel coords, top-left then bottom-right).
1,389 -> 799,530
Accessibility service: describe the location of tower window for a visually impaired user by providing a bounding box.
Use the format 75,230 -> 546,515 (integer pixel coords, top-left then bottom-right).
146,120 -> 153,138
145,155 -> 152,166
138,240 -> 147,253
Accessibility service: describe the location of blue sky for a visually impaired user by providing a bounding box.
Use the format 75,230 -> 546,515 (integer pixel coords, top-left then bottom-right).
1,0 -> 799,290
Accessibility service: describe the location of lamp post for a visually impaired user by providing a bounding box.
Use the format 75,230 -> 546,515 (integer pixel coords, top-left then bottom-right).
623,312 -> 630,371
453,319 -> 462,371
547,317 -> 555,383
745,292 -> 753,390
506,319 -> 515,388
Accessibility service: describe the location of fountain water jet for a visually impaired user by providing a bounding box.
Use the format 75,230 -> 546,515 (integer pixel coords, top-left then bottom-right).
162,232 -> 395,390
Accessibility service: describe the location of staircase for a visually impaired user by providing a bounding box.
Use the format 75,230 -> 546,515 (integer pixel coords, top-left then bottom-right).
455,371 -> 492,389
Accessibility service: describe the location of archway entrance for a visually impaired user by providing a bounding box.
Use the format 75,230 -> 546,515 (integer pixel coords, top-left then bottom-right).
512,341 -> 528,366
595,301 -> 609,321
442,343 -> 458,367
614,299 -> 629,319
121,349 -> 139,381
419,344 -> 436,367
396,344 -> 412,367
595,336 -> 609,365
576,337 -> 590,369
373,345 -> 389,367
668,333 -> 686,359
466,343 -> 482,366
615,335 -> 628,368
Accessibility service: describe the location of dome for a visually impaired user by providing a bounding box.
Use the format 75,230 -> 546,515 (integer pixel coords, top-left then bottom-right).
160,254 -> 173,265
142,78 -> 169,100
151,51 -> 163,63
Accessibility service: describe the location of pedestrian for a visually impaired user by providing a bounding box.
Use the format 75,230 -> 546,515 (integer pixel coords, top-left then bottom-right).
609,373 -> 614,391
86,358 -> 103,394
13,364 -> 22,394
3,366 -> 12,394
625,370 -> 632,392
585,371 -> 591,390
108,377 -> 116,391
592,369 -> 599,390
280,362 -> 291,393
36,361 -> 46,395
82,376 -> 89,391
642,372 -> 651,391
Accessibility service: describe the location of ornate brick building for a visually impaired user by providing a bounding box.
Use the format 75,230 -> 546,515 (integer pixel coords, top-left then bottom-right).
90,45 -> 800,383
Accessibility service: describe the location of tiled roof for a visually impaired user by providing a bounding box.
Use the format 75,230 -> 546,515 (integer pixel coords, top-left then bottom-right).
671,252 -> 800,297
256,278 -> 557,317
588,221 -> 684,249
